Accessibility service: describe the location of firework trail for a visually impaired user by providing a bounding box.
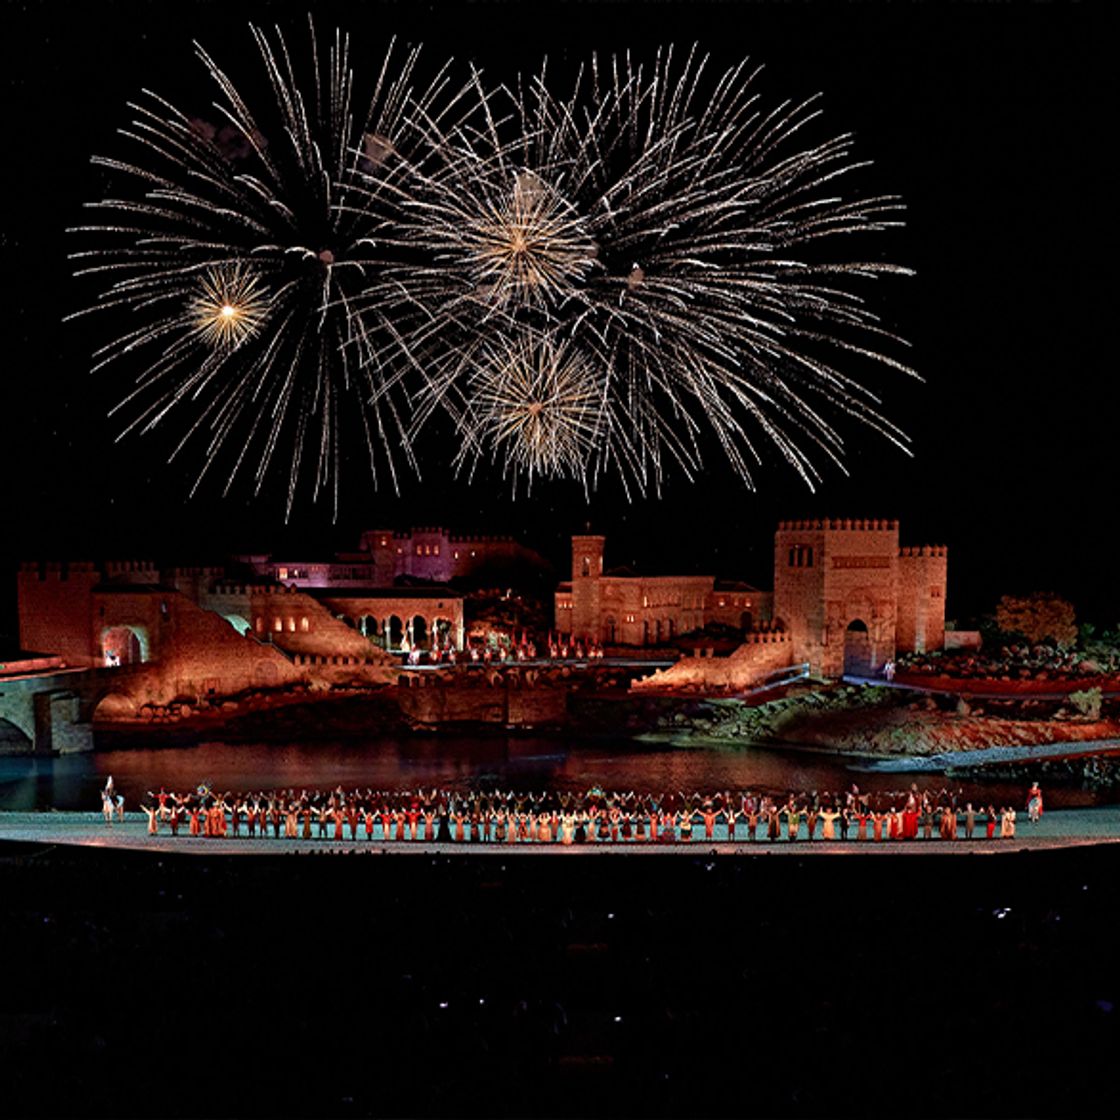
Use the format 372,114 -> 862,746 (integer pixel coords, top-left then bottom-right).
377,46 -> 916,496
69,19 -> 462,516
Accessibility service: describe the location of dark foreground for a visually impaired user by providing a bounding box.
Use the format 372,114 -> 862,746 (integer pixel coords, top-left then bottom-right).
1,843 -> 1117,1118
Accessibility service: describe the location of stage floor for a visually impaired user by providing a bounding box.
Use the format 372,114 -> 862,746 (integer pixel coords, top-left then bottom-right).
3,807 -> 1118,855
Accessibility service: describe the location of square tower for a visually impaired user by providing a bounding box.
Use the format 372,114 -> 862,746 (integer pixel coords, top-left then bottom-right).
774,519 -> 900,677
570,535 -> 605,642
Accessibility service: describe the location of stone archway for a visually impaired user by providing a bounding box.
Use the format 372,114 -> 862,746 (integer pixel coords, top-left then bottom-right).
411,616 -> 428,647
740,611 -> 753,633
388,615 -> 404,649
100,625 -> 147,667
843,619 -> 872,677
358,614 -> 383,647
605,616 -> 617,643
432,617 -> 452,646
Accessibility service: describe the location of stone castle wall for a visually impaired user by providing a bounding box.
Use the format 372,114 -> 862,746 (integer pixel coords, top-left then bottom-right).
18,562 -> 100,667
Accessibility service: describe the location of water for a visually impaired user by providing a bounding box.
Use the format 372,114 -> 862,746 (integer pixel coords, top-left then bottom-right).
0,733 -> 1108,811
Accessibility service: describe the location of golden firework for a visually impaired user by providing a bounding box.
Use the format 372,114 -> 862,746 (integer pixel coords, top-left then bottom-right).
469,334 -> 603,483
466,170 -> 597,306
189,265 -> 269,348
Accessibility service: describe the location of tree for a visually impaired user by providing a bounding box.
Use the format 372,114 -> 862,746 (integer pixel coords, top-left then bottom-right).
1068,687 -> 1102,721
995,592 -> 1077,648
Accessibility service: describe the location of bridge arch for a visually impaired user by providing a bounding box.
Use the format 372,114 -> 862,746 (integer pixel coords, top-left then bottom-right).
92,691 -> 137,721
0,715 -> 32,751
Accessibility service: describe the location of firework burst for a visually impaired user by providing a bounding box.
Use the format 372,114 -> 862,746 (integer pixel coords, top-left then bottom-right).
377,47 -> 916,496
455,331 -> 604,488
188,265 -> 269,349
69,19 -> 462,516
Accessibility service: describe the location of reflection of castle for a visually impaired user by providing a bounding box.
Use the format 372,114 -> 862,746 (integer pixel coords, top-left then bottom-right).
558,519 -> 947,679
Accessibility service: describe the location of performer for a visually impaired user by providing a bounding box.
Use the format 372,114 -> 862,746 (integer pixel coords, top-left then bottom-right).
819,807 -> 840,840
784,803 -> 801,842
985,805 -> 997,839
1027,782 -> 1044,822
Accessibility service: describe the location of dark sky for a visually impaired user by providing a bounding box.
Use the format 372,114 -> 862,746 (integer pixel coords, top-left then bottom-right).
0,0 -> 1110,637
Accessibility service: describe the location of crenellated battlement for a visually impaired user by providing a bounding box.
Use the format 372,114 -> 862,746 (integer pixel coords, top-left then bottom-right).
19,560 -> 98,577
898,545 -> 948,559
211,582 -> 292,596
777,518 -> 898,532
105,559 -> 158,576
738,628 -> 791,646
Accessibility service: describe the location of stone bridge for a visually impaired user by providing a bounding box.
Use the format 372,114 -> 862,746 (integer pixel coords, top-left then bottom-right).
0,664 -> 148,754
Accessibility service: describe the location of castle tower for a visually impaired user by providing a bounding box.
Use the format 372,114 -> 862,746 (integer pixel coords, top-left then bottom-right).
570,535 -> 605,642
773,519 -> 900,677
896,546 -> 949,654
17,561 -> 100,667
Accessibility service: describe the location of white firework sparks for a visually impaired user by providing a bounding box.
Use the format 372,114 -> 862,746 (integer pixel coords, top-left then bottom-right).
68,19 -> 463,516
456,332 -> 604,487
372,47 -> 916,497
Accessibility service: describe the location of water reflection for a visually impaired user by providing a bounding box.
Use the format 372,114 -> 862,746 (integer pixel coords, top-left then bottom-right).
1,735 -> 1110,813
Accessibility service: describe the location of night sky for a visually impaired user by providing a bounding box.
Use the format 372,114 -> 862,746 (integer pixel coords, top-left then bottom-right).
0,0 -> 1110,640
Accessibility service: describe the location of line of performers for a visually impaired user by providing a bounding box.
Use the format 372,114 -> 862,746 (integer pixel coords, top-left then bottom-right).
137,783 -> 1039,843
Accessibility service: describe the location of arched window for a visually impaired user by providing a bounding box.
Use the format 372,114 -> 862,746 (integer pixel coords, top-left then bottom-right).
299,616 -> 309,632
273,617 -> 283,633
582,557 -> 591,577
255,616 -> 264,633
287,617 -> 296,632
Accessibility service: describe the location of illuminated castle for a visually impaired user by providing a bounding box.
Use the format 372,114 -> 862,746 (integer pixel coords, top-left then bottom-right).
555,536 -> 772,647
559,518 -> 947,679
236,527 -> 548,589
